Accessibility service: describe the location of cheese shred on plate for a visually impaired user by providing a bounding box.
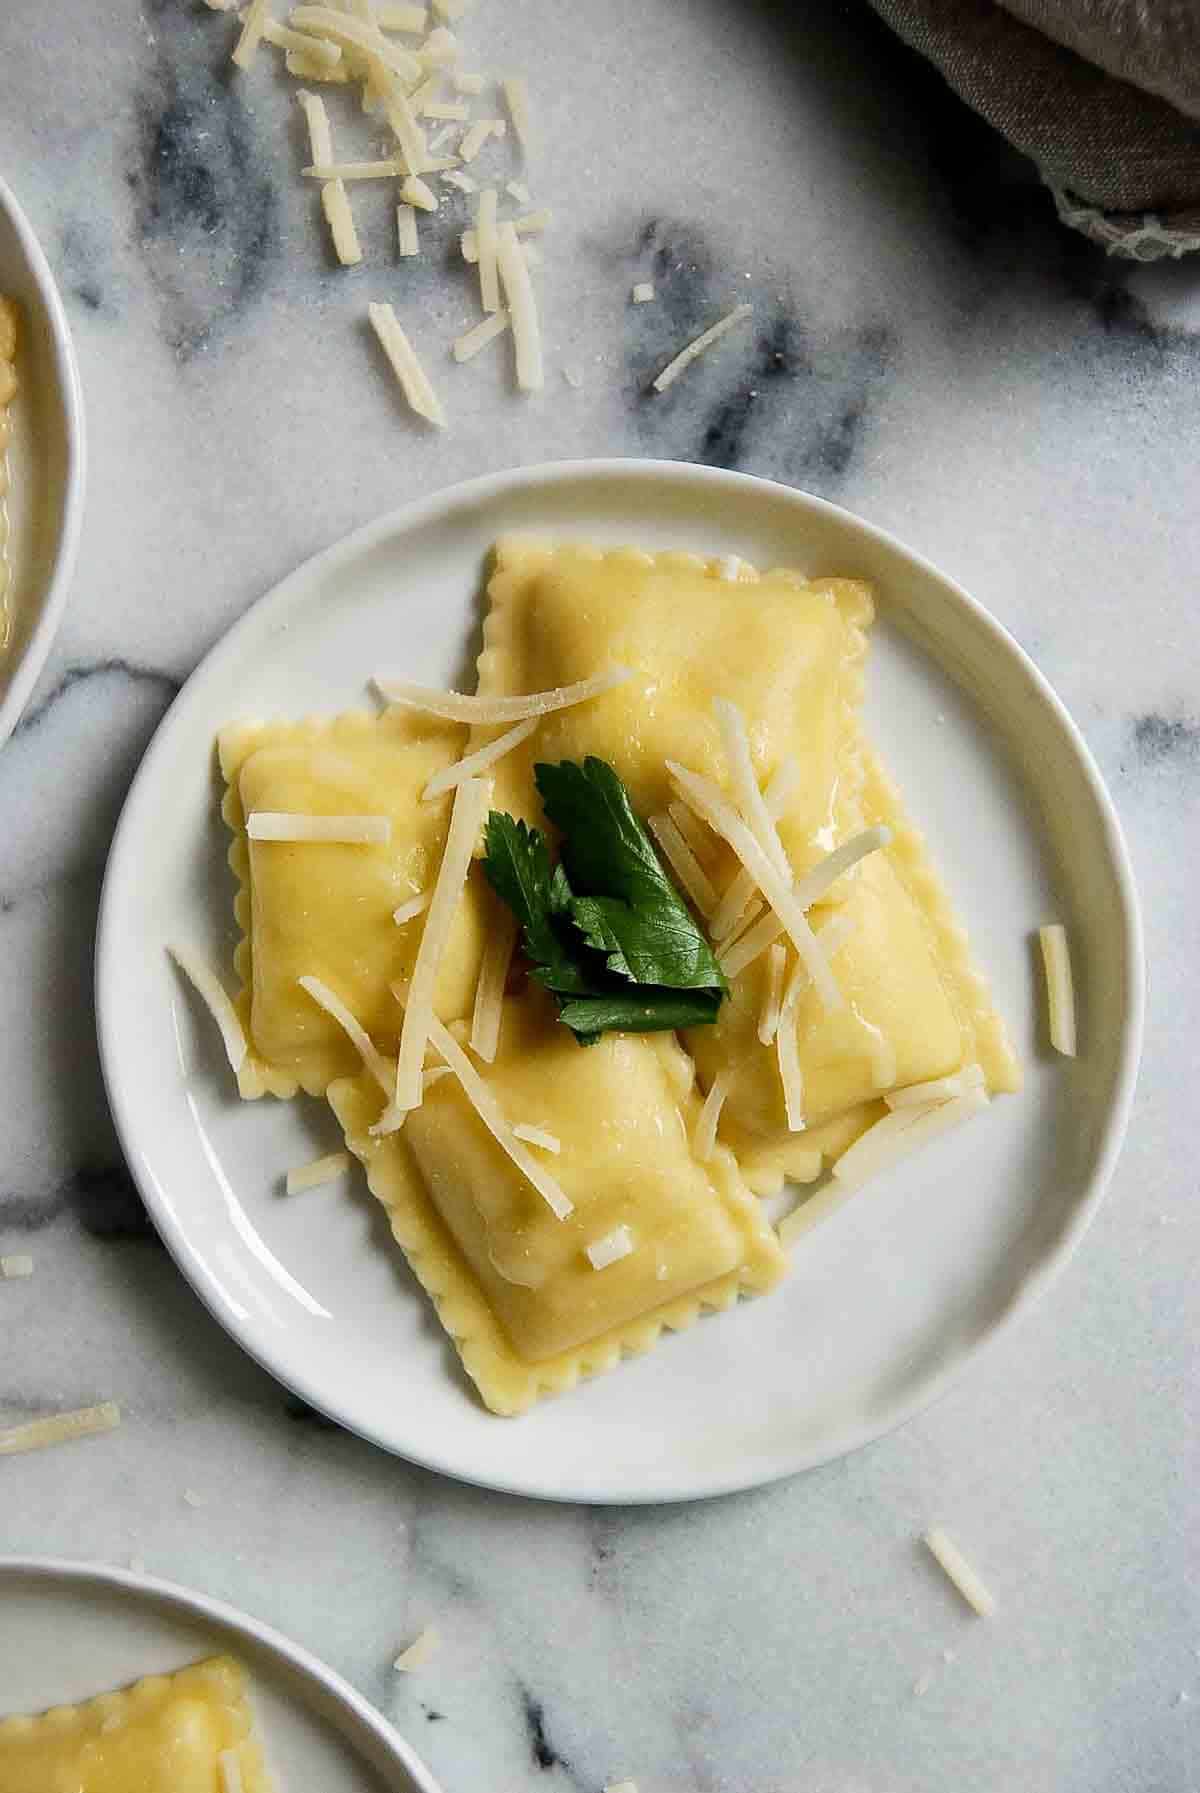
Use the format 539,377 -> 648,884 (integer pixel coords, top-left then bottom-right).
246,811 -> 390,844
421,715 -> 538,800
397,202 -> 420,256
652,303 -> 752,393
391,777 -> 492,1115
427,1013 -> 574,1217
511,1123 -> 561,1153
299,975 -> 394,1096
393,1626 -> 440,1671
833,1086 -> 989,1191
377,664 -> 630,723
368,302 -> 446,426
776,1004 -> 806,1132
647,813 -> 718,918
469,908 -> 518,1063
923,1526 -> 996,1618
757,941 -> 787,1045
586,1224 -> 634,1269
693,1068 -> 733,1162
167,944 -> 248,1075
496,219 -> 542,390
718,828 -> 888,979
0,1401 -> 122,1457
285,1150 -> 353,1195
1039,922 -> 1076,1056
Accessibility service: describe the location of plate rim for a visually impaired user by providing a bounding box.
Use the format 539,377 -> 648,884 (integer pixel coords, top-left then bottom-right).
95,457 -> 1144,1505
0,1553 -> 444,1793
0,174 -> 87,747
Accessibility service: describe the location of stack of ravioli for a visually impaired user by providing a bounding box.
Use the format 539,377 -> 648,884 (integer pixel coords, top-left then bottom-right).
217,540 -> 1019,1414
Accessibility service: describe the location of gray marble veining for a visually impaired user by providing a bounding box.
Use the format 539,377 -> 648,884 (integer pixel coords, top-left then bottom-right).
1,2 -> 1198,1789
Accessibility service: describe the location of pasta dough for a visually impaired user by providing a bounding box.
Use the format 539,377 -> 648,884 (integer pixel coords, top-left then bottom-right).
219,710 -> 487,1097
328,986 -> 786,1413
0,1656 -> 271,1793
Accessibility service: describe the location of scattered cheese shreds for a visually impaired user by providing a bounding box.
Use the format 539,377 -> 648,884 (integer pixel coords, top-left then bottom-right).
392,778 -> 491,1113
290,7 -> 422,83
667,798 -> 713,863
587,1224 -> 634,1270
923,1527 -> 996,1618
1,1255 -> 34,1279
776,1006 -> 806,1131
719,828 -> 889,977
886,1064 -> 985,1109
496,220 -> 543,390
778,912 -> 856,1012
286,47 -> 353,80
711,866 -> 759,949
427,1014 -> 574,1217
514,208 -> 551,235
476,188 -> 500,312
454,70 -> 485,94
694,1070 -> 733,1162
653,303 -> 752,392
443,168 -> 477,193
507,178 -> 531,204
399,174 -> 438,212
648,813 -> 718,918
777,1182 -> 859,1246
247,811 -> 389,843
605,1784 -> 640,1793
218,1750 -> 245,1793
378,664 -> 631,723
0,1401 -> 122,1457
232,0 -> 269,68
305,158 -> 405,180
469,908 -> 517,1063
385,86 -> 429,171
299,976 -> 394,1095
833,1087 -> 990,1191
424,99 -> 469,120
265,18 -> 343,62
397,201 -> 420,256
512,1123 -> 561,1153
167,944 -> 248,1075
453,309 -> 509,361
325,178 -> 363,264
421,25 -> 460,67
378,2 -> 429,28
1039,922 -> 1076,1056
503,75 -> 531,153
368,301 -> 446,426
713,696 -> 791,879
668,762 -> 840,1010
422,715 -> 537,800
393,890 -> 432,925
457,119 -> 493,163
393,1626 -> 441,1671
433,0 -> 469,19
460,228 -> 479,262
632,281 -> 655,303
758,942 -> 787,1045
286,1150 -> 353,1195
297,89 -> 335,165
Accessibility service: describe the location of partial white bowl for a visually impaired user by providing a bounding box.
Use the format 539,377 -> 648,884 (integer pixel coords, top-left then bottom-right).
96,460 -> 1142,1504
0,1556 -> 443,1793
0,176 -> 86,745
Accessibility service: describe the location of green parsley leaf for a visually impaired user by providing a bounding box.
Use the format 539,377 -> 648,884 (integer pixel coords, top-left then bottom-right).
481,812 -> 588,997
557,990 -> 723,1036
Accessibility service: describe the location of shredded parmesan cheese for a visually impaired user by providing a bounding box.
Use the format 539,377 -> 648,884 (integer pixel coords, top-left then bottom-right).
1039,922 -> 1076,1057
426,1014 -> 574,1217
667,761 -> 840,1009
458,118 -> 495,162
511,1123 -> 561,1153
648,813 -> 718,917
667,798 -> 713,863
297,88 -> 334,165
632,281 -> 655,303
322,176 -> 362,258
653,303 -> 752,393
420,25 -> 460,66
266,21 -> 343,64
391,778 -> 491,1115
368,301 -> 446,425
586,1224 -> 634,1270
496,219 -> 542,390
422,715 -> 537,800
469,908 -> 517,1063
299,976 -> 394,1095
377,664 -> 631,723
247,811 -> 390,843
513,207 -> 550,235
1,1255 -> 34,1279
832,1087 -> 990,1191
923,1527 -> 996,1618
716,829 -> 888,978
433,0 -> 468,19
397,201 -> 420,256
757,942 -> 787,1045
454,69 -> 485,94
289,7 -> 422,82
502,75 -> 531,153
384,85 -> 429,171
377,2 -> 428,28
776,1005 -> 806,1132
218,1750 -> 245,1793
443,168 -> 477,193
286,47 -> 353,79
232,0 -> 269,68
713,697 -> 791,878
0,1402 -> 121,1457
423,98 -> 468,120
475,188 -> 499,312
709,760 -> 799,944
694,1069 -> 733,1162
305,158 -> 405,180
393,890 -> 432,925
398,174 -> 438,211
453,309 -> 509,361
886,1064 -> 985,1109
167,944 -> 248,1075
393,1626 -> 440,1670
285,1151 -> 353,1195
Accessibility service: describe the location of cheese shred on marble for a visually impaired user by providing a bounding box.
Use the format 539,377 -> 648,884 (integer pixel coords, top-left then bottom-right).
923,1526 -> 996,1617
167,944 -> 249,1075
0,1401 -> 122,1457
652,303 -> 752,392
1039,922 -> 1076,1056
453,310 -> 510,361
368,302 -> 446,426
496,219 -> 542,389
393,1626 -> 441,1671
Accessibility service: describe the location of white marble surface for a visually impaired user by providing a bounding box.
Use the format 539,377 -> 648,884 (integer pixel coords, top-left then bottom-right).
1,2 -> 1198,1789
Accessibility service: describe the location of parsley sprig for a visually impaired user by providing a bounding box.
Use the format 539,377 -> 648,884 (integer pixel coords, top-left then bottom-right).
482,757 -> 727,1044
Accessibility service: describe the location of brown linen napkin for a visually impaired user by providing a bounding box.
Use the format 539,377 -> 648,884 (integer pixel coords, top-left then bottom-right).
866,0 -> 1200,257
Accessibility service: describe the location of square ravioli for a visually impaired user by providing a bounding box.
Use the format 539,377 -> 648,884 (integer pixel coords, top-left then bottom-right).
219,710 -> 487,1097
475,537 -> 874,878
328,988 -> 786,1414
686,746 -> 1022,1194
0,1656 -> 271,1793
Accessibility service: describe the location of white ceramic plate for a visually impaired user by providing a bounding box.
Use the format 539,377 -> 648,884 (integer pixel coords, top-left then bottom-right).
0,1556 -> 442,1792
96,460 -> 1142,1504
0,177 -> 86,744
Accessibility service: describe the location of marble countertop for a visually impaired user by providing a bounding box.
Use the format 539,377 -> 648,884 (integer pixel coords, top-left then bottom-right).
2,2 -> 1198,1788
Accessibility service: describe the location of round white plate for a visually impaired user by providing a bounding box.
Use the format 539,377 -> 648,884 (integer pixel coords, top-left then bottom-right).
0,1556 -> 442,1792
96,460 -> 1142,1504
0,177 -> 86,745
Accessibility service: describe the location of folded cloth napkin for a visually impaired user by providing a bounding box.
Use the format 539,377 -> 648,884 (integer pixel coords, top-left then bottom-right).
867,0 -> 1200,257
